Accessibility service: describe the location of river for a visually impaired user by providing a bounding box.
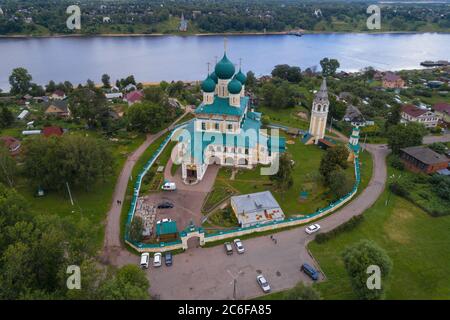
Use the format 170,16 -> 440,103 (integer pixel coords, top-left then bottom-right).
0,32 -> 449,91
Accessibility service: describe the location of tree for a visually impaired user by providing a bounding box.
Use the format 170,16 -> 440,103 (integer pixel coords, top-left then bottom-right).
319,145 -> 349,184
126,102 -> 177,133
283,282 -> 321,300
29,83 -> 45,97
101,74 -> 111,88
129,215 -> 144,243
246,71 -> 256,89
384,104 -> 401,130
320,58 -> 340,77
270,153 -> 293,190
329,95 -> 347,121
68,87 -> 109,129
86,79 -> 96,89
271,65 -> 302,83
342,240 -> 392,300
0,106 -> 14,128
98,265 -> 150,300
45,80 -> 56,93
22,135 -> 114,191
143,86 -> 168,106
387,122 -> 427,154
0,146 -> 17,187
329,169 -> 353,199
428,142 -> 447,154
9,67 -> 32,95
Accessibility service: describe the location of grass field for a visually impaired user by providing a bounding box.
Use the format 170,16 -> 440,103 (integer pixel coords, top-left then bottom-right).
308,170 -> 450,299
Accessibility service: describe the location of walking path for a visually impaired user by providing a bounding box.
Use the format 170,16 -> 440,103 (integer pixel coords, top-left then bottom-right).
101,111 -> 188,265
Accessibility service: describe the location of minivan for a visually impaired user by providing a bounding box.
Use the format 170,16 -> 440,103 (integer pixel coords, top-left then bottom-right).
224,242 -> 233,255
301,263 -> 319,281
140,253 -> 150,269
161,182 -> 176,191
153,252 -> 162,267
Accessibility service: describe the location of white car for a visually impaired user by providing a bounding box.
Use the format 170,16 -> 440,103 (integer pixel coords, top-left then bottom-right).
140,253 -> 149,269
305,224 -> 321,234
153,252 -> 162,267
161,182 -> 176,191
256,275 -> 271,293
233,239 -> 245,254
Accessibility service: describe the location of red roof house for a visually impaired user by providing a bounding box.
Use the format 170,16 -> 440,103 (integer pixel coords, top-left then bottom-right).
0,136 -> 21,155
433,103 -> 450,123
124,90 -> 144,106
42,126 -> 64,137
401,104 -> 438,128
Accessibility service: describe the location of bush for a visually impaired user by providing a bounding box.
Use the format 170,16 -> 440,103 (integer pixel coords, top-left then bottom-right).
389,181 -> 409,197
389,156 -> 404,171
315,215 -> 364,244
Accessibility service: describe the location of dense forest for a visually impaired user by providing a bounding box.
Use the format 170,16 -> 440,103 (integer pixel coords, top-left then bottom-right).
0,0 -> 449,35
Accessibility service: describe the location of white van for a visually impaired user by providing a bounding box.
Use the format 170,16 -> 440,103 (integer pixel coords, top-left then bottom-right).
153,253 -> 162,267
140,253 -> 150,269
161,182 -> 176,191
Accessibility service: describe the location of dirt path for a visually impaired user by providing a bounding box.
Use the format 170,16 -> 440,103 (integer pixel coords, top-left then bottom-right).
101,111 -> 188,265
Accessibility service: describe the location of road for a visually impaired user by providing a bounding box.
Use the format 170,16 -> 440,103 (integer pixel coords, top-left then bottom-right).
101,128 -> 450,298
101,111 -> 188,265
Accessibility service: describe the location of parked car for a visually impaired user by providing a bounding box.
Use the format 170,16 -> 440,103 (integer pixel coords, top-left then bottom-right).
153,253 -> 162,267
305,224 -> 321,234
224,242 -> 233,255
156,218 -> 172,224
233,239 -> 245,254
301,263 -> 319,281
157,201 -> 174,209
164,252 -> 173,266
161,182 -> 176,191
256,275 -> 271,293
140,253 -> 149,269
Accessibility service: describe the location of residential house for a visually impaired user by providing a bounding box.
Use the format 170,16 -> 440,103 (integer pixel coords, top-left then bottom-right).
124,90 -> 144,106
230,191 -> 285,228
44,100 -> 71,118
0,136 -> 21,155
105,92 -> 123,100
400,146 -> 449,174
433,102 -> 450,124
50,90 -> 66,100
382,72 -> 405,89
401,104 -> 438,128
123,83 -> 137,92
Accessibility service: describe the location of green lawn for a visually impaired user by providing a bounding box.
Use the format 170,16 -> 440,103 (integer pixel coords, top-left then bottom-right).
257,105 -> 310,130
308,176 -> 450,299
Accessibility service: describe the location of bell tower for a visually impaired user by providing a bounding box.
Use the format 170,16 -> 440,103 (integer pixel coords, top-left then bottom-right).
308,78 -> 329,144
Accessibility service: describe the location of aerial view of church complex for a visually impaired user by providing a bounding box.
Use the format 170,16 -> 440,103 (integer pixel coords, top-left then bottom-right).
177,52 -> 286,184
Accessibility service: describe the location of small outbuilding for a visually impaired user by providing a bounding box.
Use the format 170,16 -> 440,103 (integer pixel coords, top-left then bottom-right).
156,220 -> 178,242
400,146 -> 449,174
231,191 -> 285,228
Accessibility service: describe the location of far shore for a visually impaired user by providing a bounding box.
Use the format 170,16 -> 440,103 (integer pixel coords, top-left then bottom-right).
1,30 -> 450,39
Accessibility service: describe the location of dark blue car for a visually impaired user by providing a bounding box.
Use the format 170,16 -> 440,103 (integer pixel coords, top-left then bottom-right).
301,263 -> 319,281
165,252 -> 173,266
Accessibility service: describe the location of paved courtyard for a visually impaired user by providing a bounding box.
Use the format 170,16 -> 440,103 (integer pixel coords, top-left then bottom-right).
147,230 -> 320,300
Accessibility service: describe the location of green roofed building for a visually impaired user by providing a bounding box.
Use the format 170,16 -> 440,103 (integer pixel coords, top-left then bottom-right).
156,221 -> 178,241
176,49 -> 286,184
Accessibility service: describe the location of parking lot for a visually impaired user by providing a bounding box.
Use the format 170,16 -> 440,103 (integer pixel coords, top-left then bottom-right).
146,227 -> 322,300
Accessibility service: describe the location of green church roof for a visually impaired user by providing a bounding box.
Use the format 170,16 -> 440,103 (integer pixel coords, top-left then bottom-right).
235,68 -> 247,84
215,53 -> 235,79
228,78 -> 242,94
195,96 -> 249,117
201,75 -> 216,93
210,72 -> 218,84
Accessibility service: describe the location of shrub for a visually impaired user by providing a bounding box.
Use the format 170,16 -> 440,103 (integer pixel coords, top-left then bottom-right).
389,156 -> 404,171
389,181 -> 409,197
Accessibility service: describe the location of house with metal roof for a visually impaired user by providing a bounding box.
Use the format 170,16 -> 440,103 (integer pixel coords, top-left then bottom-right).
156,220 -> 178,241
231,191 -> 285,228
176,49 -> 285,185
400,146 -> 449,174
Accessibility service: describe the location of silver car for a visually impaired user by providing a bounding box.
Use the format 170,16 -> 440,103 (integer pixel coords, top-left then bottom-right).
257,275 -> 271,293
